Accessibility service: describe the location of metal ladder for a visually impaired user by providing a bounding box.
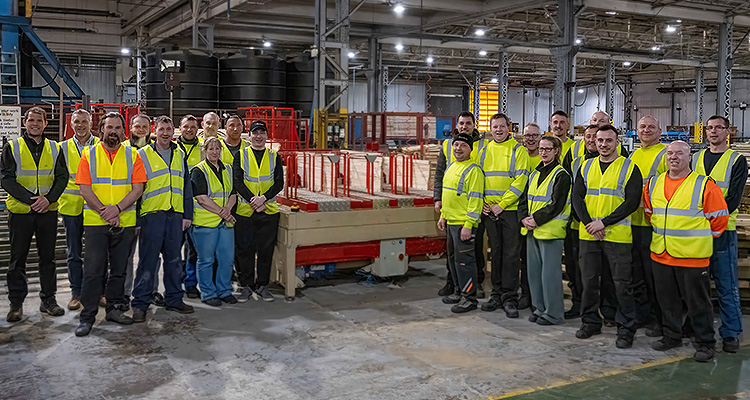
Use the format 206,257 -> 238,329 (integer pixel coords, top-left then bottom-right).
1,51 -> 20,104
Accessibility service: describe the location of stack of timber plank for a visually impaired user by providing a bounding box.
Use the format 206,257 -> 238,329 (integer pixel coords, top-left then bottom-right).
733,214 -> 750,305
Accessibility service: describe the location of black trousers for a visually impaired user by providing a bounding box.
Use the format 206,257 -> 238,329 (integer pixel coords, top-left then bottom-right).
235,212 -> 280,288
79,226 -> 137,324
579,239 -> 637,333
564,225 -> 583,308
445,220 -> 485,285
485,211 -> 521,305
7,211 -> 59,306
632,226 -> 660,325
446,224 -> 478,304
652,261 -> 715,347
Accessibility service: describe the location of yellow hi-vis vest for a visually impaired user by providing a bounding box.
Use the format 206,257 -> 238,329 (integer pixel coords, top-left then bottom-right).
178,137 -> 204,170
59,135 -> 99,216
6,137 -> 60,214
647,172 -> 719,258
579,156 -> 635,243
236,147 -> 279,216
441,159 -> 484,228
479,138 -> 529,211
138,144 -> 186,216
220,139 -> 248,166
628,143 -> 667,227
192,160 -> 233,228
561,137 -> 574,160
692,149 -> 741,231
443,137 -> 486,166
82,143 -> 137,227
521,165 -> 571,239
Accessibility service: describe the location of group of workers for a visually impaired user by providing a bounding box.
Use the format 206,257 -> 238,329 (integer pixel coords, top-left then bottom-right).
2,107 -> 284,337
436,109 -> 746,362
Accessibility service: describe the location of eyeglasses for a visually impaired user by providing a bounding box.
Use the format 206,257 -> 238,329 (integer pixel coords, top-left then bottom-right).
524,134 -> 541,139
705,126 -> 727,131
538,147 -> 555,152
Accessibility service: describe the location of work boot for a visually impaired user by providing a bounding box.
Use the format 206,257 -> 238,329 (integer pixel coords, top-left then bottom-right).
185,286 -> 200,299
438,280 -> 454,297
220,295 -> 238,304
132,309 -> 147,323
40,298 -> 65,317
105,309 -> 134,325
255,286 -> 275,302
451,298 -> 477,314
564,304 -> 581,320
615,332 -> 634,349
528,314 -> 539,323
693,346 -> 715,362
537,317 -> 554,326
6,304 -> 23,322
481,297 -> 502,312
67,295 -> 82,311
503,302 -> 519,318
202,298 -> 222,307
517,296 -> 531,310
645,323 -> 663,338
165,302 -> 195,314
151,293 -> 166,307
723,337 -> 740,353
75,322 -> 93,337
575,324 -> 602,339
236,286 -> 252,303
441,293 -> 461,304
651,337 -> 682,351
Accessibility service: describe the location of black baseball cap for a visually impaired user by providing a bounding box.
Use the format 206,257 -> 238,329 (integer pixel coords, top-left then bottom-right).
249,120 -> 267,132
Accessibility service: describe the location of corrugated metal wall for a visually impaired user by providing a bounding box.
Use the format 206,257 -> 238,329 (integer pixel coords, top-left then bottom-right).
32,65 -> 116,103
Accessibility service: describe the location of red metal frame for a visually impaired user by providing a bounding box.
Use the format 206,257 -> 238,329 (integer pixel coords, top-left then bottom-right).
295,236 -> 446,266
74,103 -> 141,139
239,106 -> 310,151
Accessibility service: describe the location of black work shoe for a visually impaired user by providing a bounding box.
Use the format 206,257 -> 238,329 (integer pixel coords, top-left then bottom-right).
132,309 -> 147,323
537,318 -> 554,326
451,298 -> 478,314
202,298 -> 222,307
220,295 -> 238,304
442,294 -> 461,304
438,280 -> 454,297
6,305 -> 23,322
723,337 -> 740,353
564,306 -> 581,320
603,319 -> 616,328
185,286 -> 201,299
481,297 -> 502,312
477,287 -> 486,299
528,314 -> 539,323
651,337 -> 682,351
165,302 -> 195,314
151,293 -> 166,307
105,310 -> 134,325
576,325 -> 602,339
645,323 -> 663,338
40,299 -> 65,317
616,334 -> 634,349
75,322 -> 93,337
694,346 -> 715,362
517,296 -> 531,310
503,302 -> 519,318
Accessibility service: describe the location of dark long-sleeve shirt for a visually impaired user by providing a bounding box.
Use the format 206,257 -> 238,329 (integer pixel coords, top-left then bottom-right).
572,158 -> 642,227
699,150 -> 748,214
1,135 -> 68,208
518,161 -> 572,226
433,129 -> 483,201
191,161 -> 237,196
233,148 -> 284,202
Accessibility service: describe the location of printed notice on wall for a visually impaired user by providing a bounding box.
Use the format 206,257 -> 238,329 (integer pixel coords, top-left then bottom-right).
0,106 -> 21,141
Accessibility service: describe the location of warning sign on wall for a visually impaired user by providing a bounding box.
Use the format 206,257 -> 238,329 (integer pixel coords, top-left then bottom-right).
0,106 -> 21,141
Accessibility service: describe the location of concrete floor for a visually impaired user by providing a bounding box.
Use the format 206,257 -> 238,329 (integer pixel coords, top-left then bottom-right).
0,259 -> 747,400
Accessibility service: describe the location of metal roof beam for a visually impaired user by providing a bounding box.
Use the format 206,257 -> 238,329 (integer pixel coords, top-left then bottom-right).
584,0 -> 750,26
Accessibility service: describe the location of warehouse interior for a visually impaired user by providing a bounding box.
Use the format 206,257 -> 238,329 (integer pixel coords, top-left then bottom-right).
1,0 -> 750,399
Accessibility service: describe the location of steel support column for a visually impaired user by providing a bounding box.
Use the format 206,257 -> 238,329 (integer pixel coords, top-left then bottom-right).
604,60 -> 615,119
366,37 -> 379,113
717,20 -> 733,118
382,66 -> 388,111
624,76 -> 633,130
314,0 -> 351,112
473,71 -> 481,121
498,51 -> 509,114
695,67 -> 705,123
551,0 -> 579,123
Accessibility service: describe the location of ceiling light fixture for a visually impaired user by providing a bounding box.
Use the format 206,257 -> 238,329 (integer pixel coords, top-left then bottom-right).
426,56 -> 434,63
491,78 -> 498,84
395,43 -> 404,51
575,38 -> 582,45
651,45 -> 660,51
121,48 -> 130,55
263,41 -> 272,48
676,19 -> 682,23
665,25 -> 677,33
605,11 -> 617,15
475,28 -> 485,36
577,88 -> 585,94
348,51 -> 356,58
623,61 -> 632,66
479,50 -> 487,56
393,3 -> 405,14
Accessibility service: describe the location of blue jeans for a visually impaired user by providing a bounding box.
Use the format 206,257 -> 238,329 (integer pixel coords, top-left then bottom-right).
710,230 -> 743,339
62,214 -> 84,296
132,211 -> 185,310
192,225 -> 234,300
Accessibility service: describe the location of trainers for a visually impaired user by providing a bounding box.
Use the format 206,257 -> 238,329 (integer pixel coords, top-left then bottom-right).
75,322 -> 93,337
67,295 -> 82,311
442,294 -> 461,304
437,280 -> 454,297
481,297 -> 502,312
477,287 -> 486,299
564,305 -> 581,320
220,295 -> 238,304
165,302 -> 195,314
451,298 -> 477,314
518,296 -> 531,310
132,309 -> 147,323
503,302 -> 519,318
693,346 -> 716,362
723,337 -> 740,353
151,293 -> 166,307
236,286 -> 252,303
651,337 -> 682,351
39,299 -> 65,317
645,323 -> 663,338
575,325 -> 602,339
202,298 -> 222,307
616,334 -> 634,349
255,286 -> 275,302
528,314 -> 539,323
6,304 -> 23,322
105,309 -> 134,325
185,286 -> 200,299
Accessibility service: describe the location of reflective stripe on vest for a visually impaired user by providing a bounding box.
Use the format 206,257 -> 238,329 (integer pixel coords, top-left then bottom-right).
692,149 -> 741,230
178,137 -> 204,170
83,144 -> 137,227
59,136 -> 99,216
480,139 -> 528,209
138,145 -> 186,215
628,143 -> 667,226
6,138 -> 59,214
579,156 -> 634,243
648,172 -> 716,258
522,165 -> 571,239
220,139 -> 248,165
236,147 -> 279,216
443,137 -> 485,168
192,160 -> 233,228
442,161 -> 483,222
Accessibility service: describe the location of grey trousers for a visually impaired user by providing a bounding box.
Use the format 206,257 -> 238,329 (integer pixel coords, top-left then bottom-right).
527,235 -> 565,324
446,224 -> 478,304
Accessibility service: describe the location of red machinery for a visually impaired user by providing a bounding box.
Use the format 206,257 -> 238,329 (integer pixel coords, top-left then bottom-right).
239,106 -> 310,151
71,103 -> 141,139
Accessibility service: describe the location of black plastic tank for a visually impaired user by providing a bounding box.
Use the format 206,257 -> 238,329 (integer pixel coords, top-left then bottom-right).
218,55 -> 286,111
286,60 -> 315,117
145,49 -> 218,118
